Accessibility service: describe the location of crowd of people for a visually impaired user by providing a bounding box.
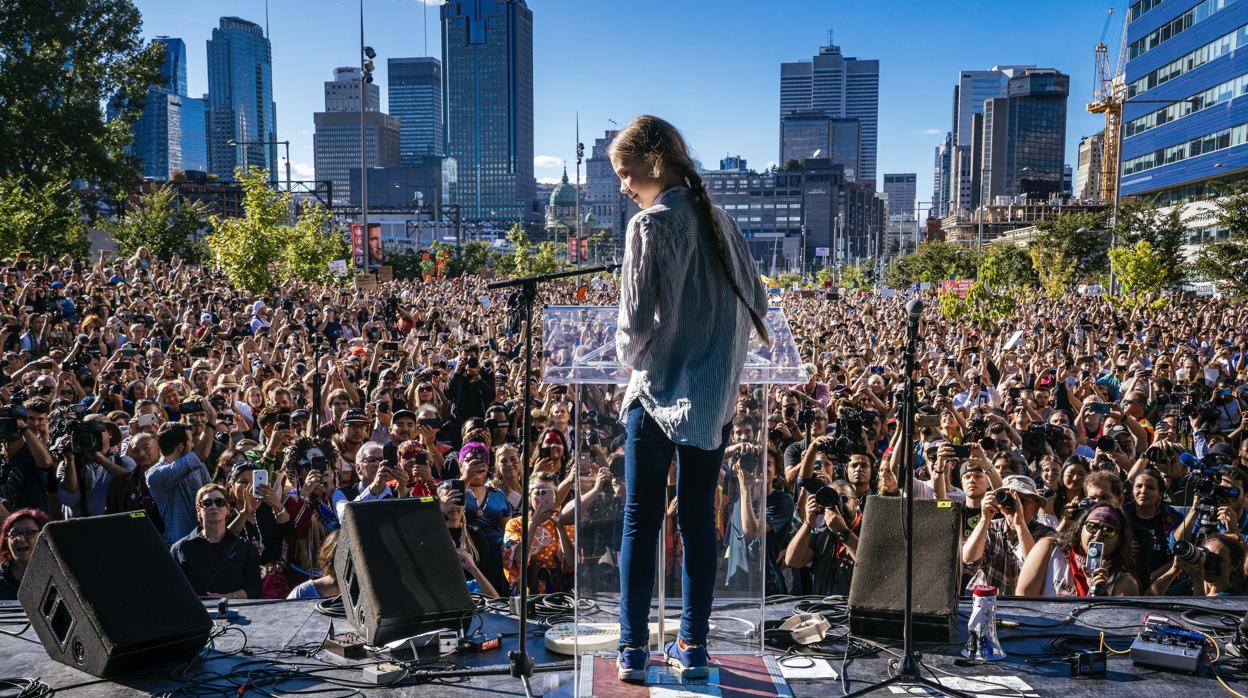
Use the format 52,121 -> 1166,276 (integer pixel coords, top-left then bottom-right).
0,246 -> 1243,602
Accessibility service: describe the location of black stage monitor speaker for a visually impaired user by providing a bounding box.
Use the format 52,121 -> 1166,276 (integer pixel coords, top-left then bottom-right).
336,497 -> 475,645
18,512 -> 213,678
848,495 -> 961,643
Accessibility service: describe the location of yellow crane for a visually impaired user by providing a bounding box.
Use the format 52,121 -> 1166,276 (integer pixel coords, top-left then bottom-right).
1086,6 -> 1128,204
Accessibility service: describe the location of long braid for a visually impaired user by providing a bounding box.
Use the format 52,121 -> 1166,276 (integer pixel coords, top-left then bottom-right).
682,165 -> 770,345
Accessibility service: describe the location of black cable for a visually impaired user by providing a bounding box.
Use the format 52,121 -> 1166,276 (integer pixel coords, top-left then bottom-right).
314,595 -> 345,618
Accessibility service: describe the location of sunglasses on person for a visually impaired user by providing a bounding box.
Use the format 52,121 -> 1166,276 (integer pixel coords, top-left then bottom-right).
1083,521 -> 1118,538
199,497 -> 229,509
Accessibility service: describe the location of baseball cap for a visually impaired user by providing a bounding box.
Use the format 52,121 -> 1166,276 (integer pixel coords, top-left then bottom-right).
1105,425 -> 1128,437
341,407 -> 369,424
1209,442 -> 1236,459
392,409 -> 418,422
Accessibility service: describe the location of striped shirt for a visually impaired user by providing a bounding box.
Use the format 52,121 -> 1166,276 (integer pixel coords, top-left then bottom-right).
616,187 -> 768,451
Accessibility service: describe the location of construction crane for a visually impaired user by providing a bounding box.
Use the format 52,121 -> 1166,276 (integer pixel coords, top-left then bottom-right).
1087,6 -> 1129,204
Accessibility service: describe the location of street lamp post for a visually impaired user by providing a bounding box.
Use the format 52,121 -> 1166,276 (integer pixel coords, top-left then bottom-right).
359,0 -> 377,271
227,138 -> 292,222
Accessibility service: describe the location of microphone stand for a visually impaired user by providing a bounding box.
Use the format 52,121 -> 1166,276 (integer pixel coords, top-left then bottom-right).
845,299 -> 973,698
482,263 -> 618,697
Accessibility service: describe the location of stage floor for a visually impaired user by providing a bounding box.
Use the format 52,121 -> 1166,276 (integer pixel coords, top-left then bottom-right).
0,597 -> 1246,696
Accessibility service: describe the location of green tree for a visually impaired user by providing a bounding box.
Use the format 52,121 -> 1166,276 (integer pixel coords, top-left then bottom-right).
0,175 -> 89,258
978,243 -> 1035,289
1114,197 -> 1187,285
384,249 -> 425,280
882,241 -> 978,286
1108,241 -> 1169,308
1030,210 -> 1111,288
105,184 -> 211,261
1194,181 -> 1248,297
206,167 -> 342,293
815,267 -> 836,287
0,0 -> 165,202
279,205 -> 347,285
841,261 -> 874,290
531,242 -> 568,275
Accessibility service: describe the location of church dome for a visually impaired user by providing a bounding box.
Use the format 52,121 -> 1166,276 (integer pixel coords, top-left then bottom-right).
549,168 -> 578,208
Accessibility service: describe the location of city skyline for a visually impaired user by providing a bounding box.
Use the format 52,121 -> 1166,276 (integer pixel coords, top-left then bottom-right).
133,0 -> 1108,193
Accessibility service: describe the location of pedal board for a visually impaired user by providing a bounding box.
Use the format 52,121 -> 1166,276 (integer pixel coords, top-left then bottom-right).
1129,614 -> 1205,674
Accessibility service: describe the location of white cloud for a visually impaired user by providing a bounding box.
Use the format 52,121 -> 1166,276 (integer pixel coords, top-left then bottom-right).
917,128 -> 942,136
534,155 -> 564,170
284,160 -> 315,180
537,176 -> 564,185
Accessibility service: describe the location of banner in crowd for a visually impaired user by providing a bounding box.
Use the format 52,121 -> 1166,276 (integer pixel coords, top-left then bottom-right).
569,236 -> 578,263
328,259 -> 349,276
350,223 -> 383,270
940,279 -> 973,298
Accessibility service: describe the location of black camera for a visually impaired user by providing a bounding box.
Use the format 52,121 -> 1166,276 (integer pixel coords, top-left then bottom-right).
1095,435 -> 1117,452
0,405 -> 28,439
49,407 -> 107,456
801,477 -> 842,509
993,488 -> 1017,513
180,399 -> 204,414
1174,539 -> 1222,575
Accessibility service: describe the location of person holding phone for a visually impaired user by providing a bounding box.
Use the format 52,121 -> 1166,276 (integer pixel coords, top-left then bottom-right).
1015,504 -> 1138,597
502,472 -> 574,595
609,116 -> 768,681
332,442 -> 404,518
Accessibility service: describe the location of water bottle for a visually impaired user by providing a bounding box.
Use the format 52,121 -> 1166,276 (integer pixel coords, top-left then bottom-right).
962,584 -> 1006,661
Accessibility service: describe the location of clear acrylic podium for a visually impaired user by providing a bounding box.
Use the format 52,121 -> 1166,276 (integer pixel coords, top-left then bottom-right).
540,305 -> 806,689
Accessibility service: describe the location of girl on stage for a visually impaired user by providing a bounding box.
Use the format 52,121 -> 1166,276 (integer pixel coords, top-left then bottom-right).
609,115 -> 769,681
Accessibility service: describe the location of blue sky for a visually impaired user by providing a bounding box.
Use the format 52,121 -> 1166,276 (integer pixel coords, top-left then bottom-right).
133,0 -> 1114,196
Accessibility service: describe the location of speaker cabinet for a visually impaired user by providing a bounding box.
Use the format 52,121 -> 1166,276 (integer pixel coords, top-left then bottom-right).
848,495 -> 961,642
335,498 -> 476,645
19,512 -> 213,677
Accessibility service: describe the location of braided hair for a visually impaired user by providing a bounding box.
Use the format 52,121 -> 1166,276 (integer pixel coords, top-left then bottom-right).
609,115 -> 770,345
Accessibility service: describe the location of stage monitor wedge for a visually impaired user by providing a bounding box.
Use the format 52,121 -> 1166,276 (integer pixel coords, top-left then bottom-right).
19,512 -> 213,678
336,497 -> 475,645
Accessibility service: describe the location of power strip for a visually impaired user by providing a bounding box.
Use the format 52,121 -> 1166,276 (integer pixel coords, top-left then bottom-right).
1129,614 -> 1204,674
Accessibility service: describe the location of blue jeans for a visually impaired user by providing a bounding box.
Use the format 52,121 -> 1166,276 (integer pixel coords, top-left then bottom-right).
618,401 -> 729,648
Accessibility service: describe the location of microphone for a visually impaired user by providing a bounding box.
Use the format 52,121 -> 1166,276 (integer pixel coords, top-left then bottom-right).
906,298 -> 923,336
1179,452 -> 1198,469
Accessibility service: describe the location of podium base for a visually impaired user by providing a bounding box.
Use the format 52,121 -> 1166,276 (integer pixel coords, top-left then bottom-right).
577,653 -> 792,697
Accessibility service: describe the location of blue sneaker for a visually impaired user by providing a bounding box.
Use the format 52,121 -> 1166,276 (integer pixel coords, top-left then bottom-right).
616,646 -> 648,682
664,639 -> 710,680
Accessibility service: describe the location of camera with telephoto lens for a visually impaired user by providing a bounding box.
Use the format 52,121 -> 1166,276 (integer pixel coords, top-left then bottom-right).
48,406 -> 107,457
1022,423 -> 1064,455
1185,452 -> 1240,538
801,477 -> 842,510
1174,539 -> 1222,576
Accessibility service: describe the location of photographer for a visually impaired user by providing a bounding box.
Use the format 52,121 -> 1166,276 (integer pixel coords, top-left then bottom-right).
55,414 -> 129,517
146,398 -> 217,546
1150,532 -> 1248,596
784,479 -> 859,596
722,421 -> 765,590
446,343 -> 495,447
963,475 -> 1057,593
0,398 -> 54,516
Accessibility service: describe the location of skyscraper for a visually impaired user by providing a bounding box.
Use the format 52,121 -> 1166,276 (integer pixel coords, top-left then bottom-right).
324,67 -> 380,113
124,36 -> 189,180
779,110 -> 860,181
780,35 -> 879,186
389,57 -> 444,163
883,173 -> 917,221
314,69 -> 400,205
181,96 -> 208,172
441,0 -> 535,222
980,68 -> 1070,202
939,66 -> 1035,215
206,17 -> 278,182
